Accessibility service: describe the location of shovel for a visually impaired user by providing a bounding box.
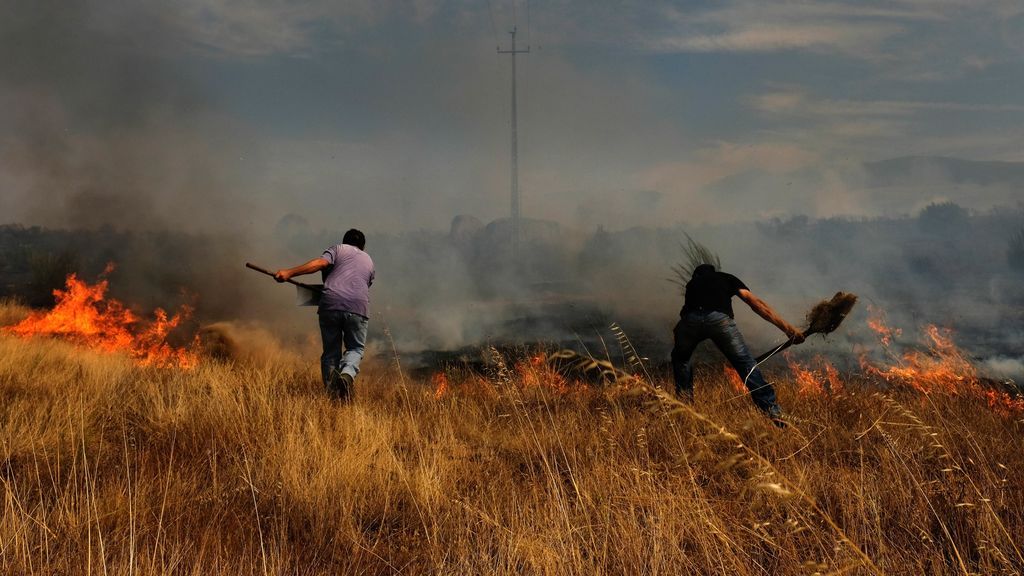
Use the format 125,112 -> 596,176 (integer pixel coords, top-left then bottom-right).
245,262 -> 323,307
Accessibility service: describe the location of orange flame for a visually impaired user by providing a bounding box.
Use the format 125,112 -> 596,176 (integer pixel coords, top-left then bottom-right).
866,325 -> 975,395
722,365 -> 746,394
862,312 -> 1023,414
518,353 -> 572,393
824,361 -> 844,395
5,268 -> 199,368
866,305 -> 901,347
786,355 -> 843,396
432,371 -> 449,399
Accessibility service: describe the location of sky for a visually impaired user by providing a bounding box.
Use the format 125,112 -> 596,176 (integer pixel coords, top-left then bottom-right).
3,0 -> 1024,233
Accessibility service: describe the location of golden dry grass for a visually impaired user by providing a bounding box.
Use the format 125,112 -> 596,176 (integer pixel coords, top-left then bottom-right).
1,303 -> 1022,575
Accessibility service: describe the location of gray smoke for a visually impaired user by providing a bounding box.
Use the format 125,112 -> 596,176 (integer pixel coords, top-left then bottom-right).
2,1 -> 1022,386
0,0 -> 254,232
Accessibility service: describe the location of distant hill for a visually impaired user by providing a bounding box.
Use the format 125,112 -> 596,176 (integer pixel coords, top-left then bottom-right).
865,156 -> 1024,188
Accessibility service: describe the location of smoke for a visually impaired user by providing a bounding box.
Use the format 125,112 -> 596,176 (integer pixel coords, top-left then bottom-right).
981,356 -> 1024,381
2,1 -> 1023,385
0,0 -> 295,333
0,0 -> 254,232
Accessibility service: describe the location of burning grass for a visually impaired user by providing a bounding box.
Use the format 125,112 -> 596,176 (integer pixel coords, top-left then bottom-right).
3,266 -> 199,368
862,309 -> 1024,414
1,298 -> 1022,574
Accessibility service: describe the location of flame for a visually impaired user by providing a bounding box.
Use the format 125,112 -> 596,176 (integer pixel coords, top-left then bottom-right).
4,268 -> 199,368
518,353 -> 571,392
788,356 -> 824,395
786,355 -> 843,396
862,312 -> 1023,414
824,361 -> 844,394
722,365 -> 746,394
432,371 -> 449,399
866,325 -> 975,395
431,355 -> 573,399
866,305 -> 901,347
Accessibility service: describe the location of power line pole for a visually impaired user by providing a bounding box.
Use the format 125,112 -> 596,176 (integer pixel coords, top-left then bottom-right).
498,25 -> 528,261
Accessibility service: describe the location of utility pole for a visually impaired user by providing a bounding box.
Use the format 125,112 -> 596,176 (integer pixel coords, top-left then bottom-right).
498,26 -> 528,261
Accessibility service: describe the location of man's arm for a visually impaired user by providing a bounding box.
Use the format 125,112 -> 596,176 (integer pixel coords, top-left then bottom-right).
737,288 -> 805,344
274,258 -> 330,282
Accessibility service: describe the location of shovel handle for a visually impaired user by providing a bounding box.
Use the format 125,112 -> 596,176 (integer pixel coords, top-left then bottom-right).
754,329 -> 819,363
245,262 -> 321,290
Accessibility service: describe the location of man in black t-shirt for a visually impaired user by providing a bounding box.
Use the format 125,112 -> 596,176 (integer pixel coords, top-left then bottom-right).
671,264 -> 804,424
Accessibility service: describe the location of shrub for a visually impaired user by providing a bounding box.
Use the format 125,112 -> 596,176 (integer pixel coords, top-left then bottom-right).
918,201 -> 970,234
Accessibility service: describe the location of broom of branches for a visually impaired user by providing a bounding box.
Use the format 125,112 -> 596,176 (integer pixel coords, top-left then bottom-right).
755,291 -> 858,362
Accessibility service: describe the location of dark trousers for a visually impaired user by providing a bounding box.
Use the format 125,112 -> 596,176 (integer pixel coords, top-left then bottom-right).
318,310 -> 368,388
671,310 -> 779,412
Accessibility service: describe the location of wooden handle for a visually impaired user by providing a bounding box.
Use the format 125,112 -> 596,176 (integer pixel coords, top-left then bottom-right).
245,262 -> 275,276
754,329 -> 818,363
245,262 -> 321,290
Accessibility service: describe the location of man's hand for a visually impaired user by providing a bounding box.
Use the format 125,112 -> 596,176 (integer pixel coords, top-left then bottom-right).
786,327 -> 806,344
273,270 -> 292,283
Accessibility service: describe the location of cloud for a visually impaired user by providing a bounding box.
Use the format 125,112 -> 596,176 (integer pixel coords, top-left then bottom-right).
745,87 -> 1024,155
749,88 -> 1024,118
169,0 -> 452,57
631,2 -> 912,58
644,22 -> 903,56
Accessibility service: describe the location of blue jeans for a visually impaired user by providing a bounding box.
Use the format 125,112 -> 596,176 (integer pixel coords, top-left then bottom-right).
318,310 -> 368,387
671,310 -> 779,412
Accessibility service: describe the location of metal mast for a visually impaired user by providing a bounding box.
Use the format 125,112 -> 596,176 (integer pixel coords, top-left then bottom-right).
498,26 -> 528,260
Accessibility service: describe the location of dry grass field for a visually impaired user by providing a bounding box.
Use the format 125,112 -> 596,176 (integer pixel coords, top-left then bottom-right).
1,300 -> 1023,575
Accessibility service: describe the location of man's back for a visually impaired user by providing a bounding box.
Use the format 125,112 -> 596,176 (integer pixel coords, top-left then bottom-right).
681,265 -> 747,318
319,244 -> 375,317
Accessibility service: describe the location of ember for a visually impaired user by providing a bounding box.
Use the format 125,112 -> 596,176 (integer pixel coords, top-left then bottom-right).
4,266 -> 199,368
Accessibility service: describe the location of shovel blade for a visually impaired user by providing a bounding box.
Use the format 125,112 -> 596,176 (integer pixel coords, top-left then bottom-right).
295,284 -> 323,307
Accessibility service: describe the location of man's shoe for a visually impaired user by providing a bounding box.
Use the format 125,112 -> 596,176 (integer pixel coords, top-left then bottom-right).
766,405 -> 787,429
327,369 -> 349,401
676,388 -> 695,404
337,372 -> 354,402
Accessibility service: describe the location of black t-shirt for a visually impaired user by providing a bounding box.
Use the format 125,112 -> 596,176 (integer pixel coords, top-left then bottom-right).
680,271 -> 748,318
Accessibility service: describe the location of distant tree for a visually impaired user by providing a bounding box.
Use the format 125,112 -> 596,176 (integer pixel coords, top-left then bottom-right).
1010,229 -> 1024,272
756,214 -> 810,238
918,201 -> 970,234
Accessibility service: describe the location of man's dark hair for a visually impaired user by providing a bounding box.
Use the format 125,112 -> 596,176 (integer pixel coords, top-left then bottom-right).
692,263 -> 716,278
342,228 -> 366,250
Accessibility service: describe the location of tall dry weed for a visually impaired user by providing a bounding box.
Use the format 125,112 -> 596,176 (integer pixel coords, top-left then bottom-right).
1,306 -> 1022,574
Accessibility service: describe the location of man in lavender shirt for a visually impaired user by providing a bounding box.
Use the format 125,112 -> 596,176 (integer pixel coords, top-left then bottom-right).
275,229 -> 375,401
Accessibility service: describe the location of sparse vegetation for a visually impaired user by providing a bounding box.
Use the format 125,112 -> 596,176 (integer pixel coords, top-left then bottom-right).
918,201 -> 970,235
1,302 -> 1022,574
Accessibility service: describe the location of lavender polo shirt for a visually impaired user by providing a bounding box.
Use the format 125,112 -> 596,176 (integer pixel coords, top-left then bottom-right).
319,243 -> 375,317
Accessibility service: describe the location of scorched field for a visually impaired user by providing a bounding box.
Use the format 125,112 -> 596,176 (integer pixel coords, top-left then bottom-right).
1,293 -> 1022,575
